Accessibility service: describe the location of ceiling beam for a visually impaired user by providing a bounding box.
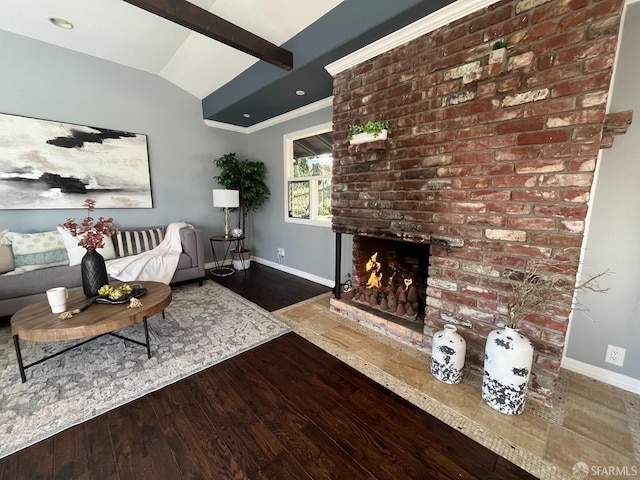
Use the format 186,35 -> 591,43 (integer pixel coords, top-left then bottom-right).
122,0 -> 293,71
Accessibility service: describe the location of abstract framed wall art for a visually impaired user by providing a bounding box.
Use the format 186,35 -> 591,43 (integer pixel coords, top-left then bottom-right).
0,112 -> 152,209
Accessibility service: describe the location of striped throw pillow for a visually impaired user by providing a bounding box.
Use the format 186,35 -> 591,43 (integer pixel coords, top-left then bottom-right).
113,227 -> 165,257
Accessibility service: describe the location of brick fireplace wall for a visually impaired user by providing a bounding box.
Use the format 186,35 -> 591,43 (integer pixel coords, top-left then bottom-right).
331,0 -> 628,404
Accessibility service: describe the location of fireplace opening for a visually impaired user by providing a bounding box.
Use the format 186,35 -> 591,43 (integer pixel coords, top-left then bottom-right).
350,236 -> 429,333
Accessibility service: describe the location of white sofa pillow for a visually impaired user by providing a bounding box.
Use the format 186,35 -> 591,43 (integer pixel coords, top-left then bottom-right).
57,226 -> 117,266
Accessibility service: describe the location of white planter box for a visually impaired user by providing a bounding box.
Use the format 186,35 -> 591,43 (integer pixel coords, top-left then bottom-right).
349,129 -> 388,145
489,48 -> 507,65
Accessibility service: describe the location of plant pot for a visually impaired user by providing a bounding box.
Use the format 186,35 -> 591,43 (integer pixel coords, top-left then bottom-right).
482,326 -> 534,415
489,47 -> 507,65
232,249 -> 251,271
431,324 -> 466,384
349,129 -> 388,145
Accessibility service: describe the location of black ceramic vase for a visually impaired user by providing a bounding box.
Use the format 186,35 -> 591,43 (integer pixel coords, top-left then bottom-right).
81,249 -> 108,297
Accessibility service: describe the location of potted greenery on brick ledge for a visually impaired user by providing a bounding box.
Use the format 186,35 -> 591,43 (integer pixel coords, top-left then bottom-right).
348,120 -> 390,145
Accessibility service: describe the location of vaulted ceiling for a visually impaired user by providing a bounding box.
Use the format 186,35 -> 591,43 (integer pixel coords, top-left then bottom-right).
0,0 -> 455,127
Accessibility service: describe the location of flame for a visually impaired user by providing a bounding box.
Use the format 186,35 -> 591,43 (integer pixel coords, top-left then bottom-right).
404,278 -> 413,290
365,252 -> 383,288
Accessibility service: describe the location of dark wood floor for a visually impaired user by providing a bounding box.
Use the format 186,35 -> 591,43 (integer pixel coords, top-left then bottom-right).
0,264 -> 536,479
206,262 -> 331,312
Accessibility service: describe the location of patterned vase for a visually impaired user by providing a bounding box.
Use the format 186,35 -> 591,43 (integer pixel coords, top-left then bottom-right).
482,326 -> 534,415
431,324 -> 466,384
81,249 -> 108,297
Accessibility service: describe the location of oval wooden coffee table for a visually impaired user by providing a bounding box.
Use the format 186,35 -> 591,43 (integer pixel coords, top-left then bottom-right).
11,281 -> 172,382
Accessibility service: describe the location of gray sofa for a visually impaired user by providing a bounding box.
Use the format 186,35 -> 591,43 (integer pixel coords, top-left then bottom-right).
0,226 -> 204,317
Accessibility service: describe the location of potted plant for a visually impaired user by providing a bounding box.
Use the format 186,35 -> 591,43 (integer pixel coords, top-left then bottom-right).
60,199 -> 115,297
482,260 -> 608,415
348,120 -> 390,145
214,153 -> 270,270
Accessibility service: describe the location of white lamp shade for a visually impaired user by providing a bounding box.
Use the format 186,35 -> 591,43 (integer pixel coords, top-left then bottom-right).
213,189 -> 239,208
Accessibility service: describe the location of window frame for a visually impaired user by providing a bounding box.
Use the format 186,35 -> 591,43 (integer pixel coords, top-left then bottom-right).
283,122 -> 333,227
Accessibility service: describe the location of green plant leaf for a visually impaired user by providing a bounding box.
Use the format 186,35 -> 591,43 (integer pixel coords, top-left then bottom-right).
347,120 -> 390,139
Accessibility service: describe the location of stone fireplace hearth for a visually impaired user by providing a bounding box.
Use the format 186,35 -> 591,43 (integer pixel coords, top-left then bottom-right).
328,0 -> 632,405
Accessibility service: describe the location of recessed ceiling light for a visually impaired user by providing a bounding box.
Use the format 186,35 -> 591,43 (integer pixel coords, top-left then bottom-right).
295,90 -> 306,96
243,113 -> 251,118
48,17 -> 74,29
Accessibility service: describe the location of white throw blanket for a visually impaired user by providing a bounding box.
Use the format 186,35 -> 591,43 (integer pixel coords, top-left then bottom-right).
106,222 -> 192,284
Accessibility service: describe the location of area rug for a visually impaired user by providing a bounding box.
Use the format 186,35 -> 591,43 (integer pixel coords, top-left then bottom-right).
0,280 -> 291,459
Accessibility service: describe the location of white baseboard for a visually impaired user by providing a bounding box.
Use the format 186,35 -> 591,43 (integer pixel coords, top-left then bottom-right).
252,256 -> 335,288
206,258 -> 335,288
562,357 -> 640,394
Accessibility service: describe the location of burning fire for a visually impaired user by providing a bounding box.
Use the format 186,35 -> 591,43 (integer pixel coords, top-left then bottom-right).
356,250 -> 420,319
365,252 -> 382,288
404,278 -> 413,290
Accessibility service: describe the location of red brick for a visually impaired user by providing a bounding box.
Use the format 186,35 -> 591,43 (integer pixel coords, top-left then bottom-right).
432,23 -> 468,47
515,159 -> 565,174
552,73 -> 612,98
511,189 -> 561,202
564,188 -> 590,203
536,354 -> 562,372
531,0 -> 588,25
503,244 -> 552,257
477,82 -> 497,98
491,175 -> 536,188
538,54 -> 554,70
517,129 -> 570,145
541,143 -> 600,157
494,147 -> 538,161
479,106 -> 523,123
546,108 -> 606,128
487,202 -> 532,215
467,215 -> 506,227
567,158 -> 596,172
454,177 -> 491,189
527,64 -> 582,88
454,152 -> 495,164
469,4 -> 513,31
572,125 -> 603,141
469,190 -> 511,201
523,97 -> 576,117
474,163 -> 515,176
508,217 -> 556,230
533,204 -> 588,219
498,76 -> 522,93
458,125 -> 495,139
585,53 -> 615,73
530,233 -> 583,248
498,117 -> 544,135
530,31 -> 585,56
483,14 -> 529,40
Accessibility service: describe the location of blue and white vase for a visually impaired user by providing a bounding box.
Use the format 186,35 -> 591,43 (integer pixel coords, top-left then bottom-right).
482,326 -> 534,415
431,324 -> 466,384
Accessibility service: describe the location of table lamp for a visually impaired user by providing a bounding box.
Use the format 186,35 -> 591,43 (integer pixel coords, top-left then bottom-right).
213,189 -> 239,237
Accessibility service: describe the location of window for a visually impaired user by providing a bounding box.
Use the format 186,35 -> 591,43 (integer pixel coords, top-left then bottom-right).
284,123 -> 333,226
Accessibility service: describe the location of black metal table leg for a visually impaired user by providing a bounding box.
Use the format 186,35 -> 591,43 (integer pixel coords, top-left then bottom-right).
13,335 -> 26,383
143,317 -> 151,359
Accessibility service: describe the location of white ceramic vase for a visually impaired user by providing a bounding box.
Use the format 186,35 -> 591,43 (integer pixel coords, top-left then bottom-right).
431,324 -> 466,384
482,326 -> 534,415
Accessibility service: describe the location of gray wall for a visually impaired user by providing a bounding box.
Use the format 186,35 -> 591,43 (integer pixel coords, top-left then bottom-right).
0,30 -> 246,263
246,105 -> 352,285
565,2 -> 640,383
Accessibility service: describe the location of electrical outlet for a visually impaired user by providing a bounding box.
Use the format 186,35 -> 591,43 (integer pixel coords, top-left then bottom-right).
605,344 -> 625,367
277,247 -> 285,257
